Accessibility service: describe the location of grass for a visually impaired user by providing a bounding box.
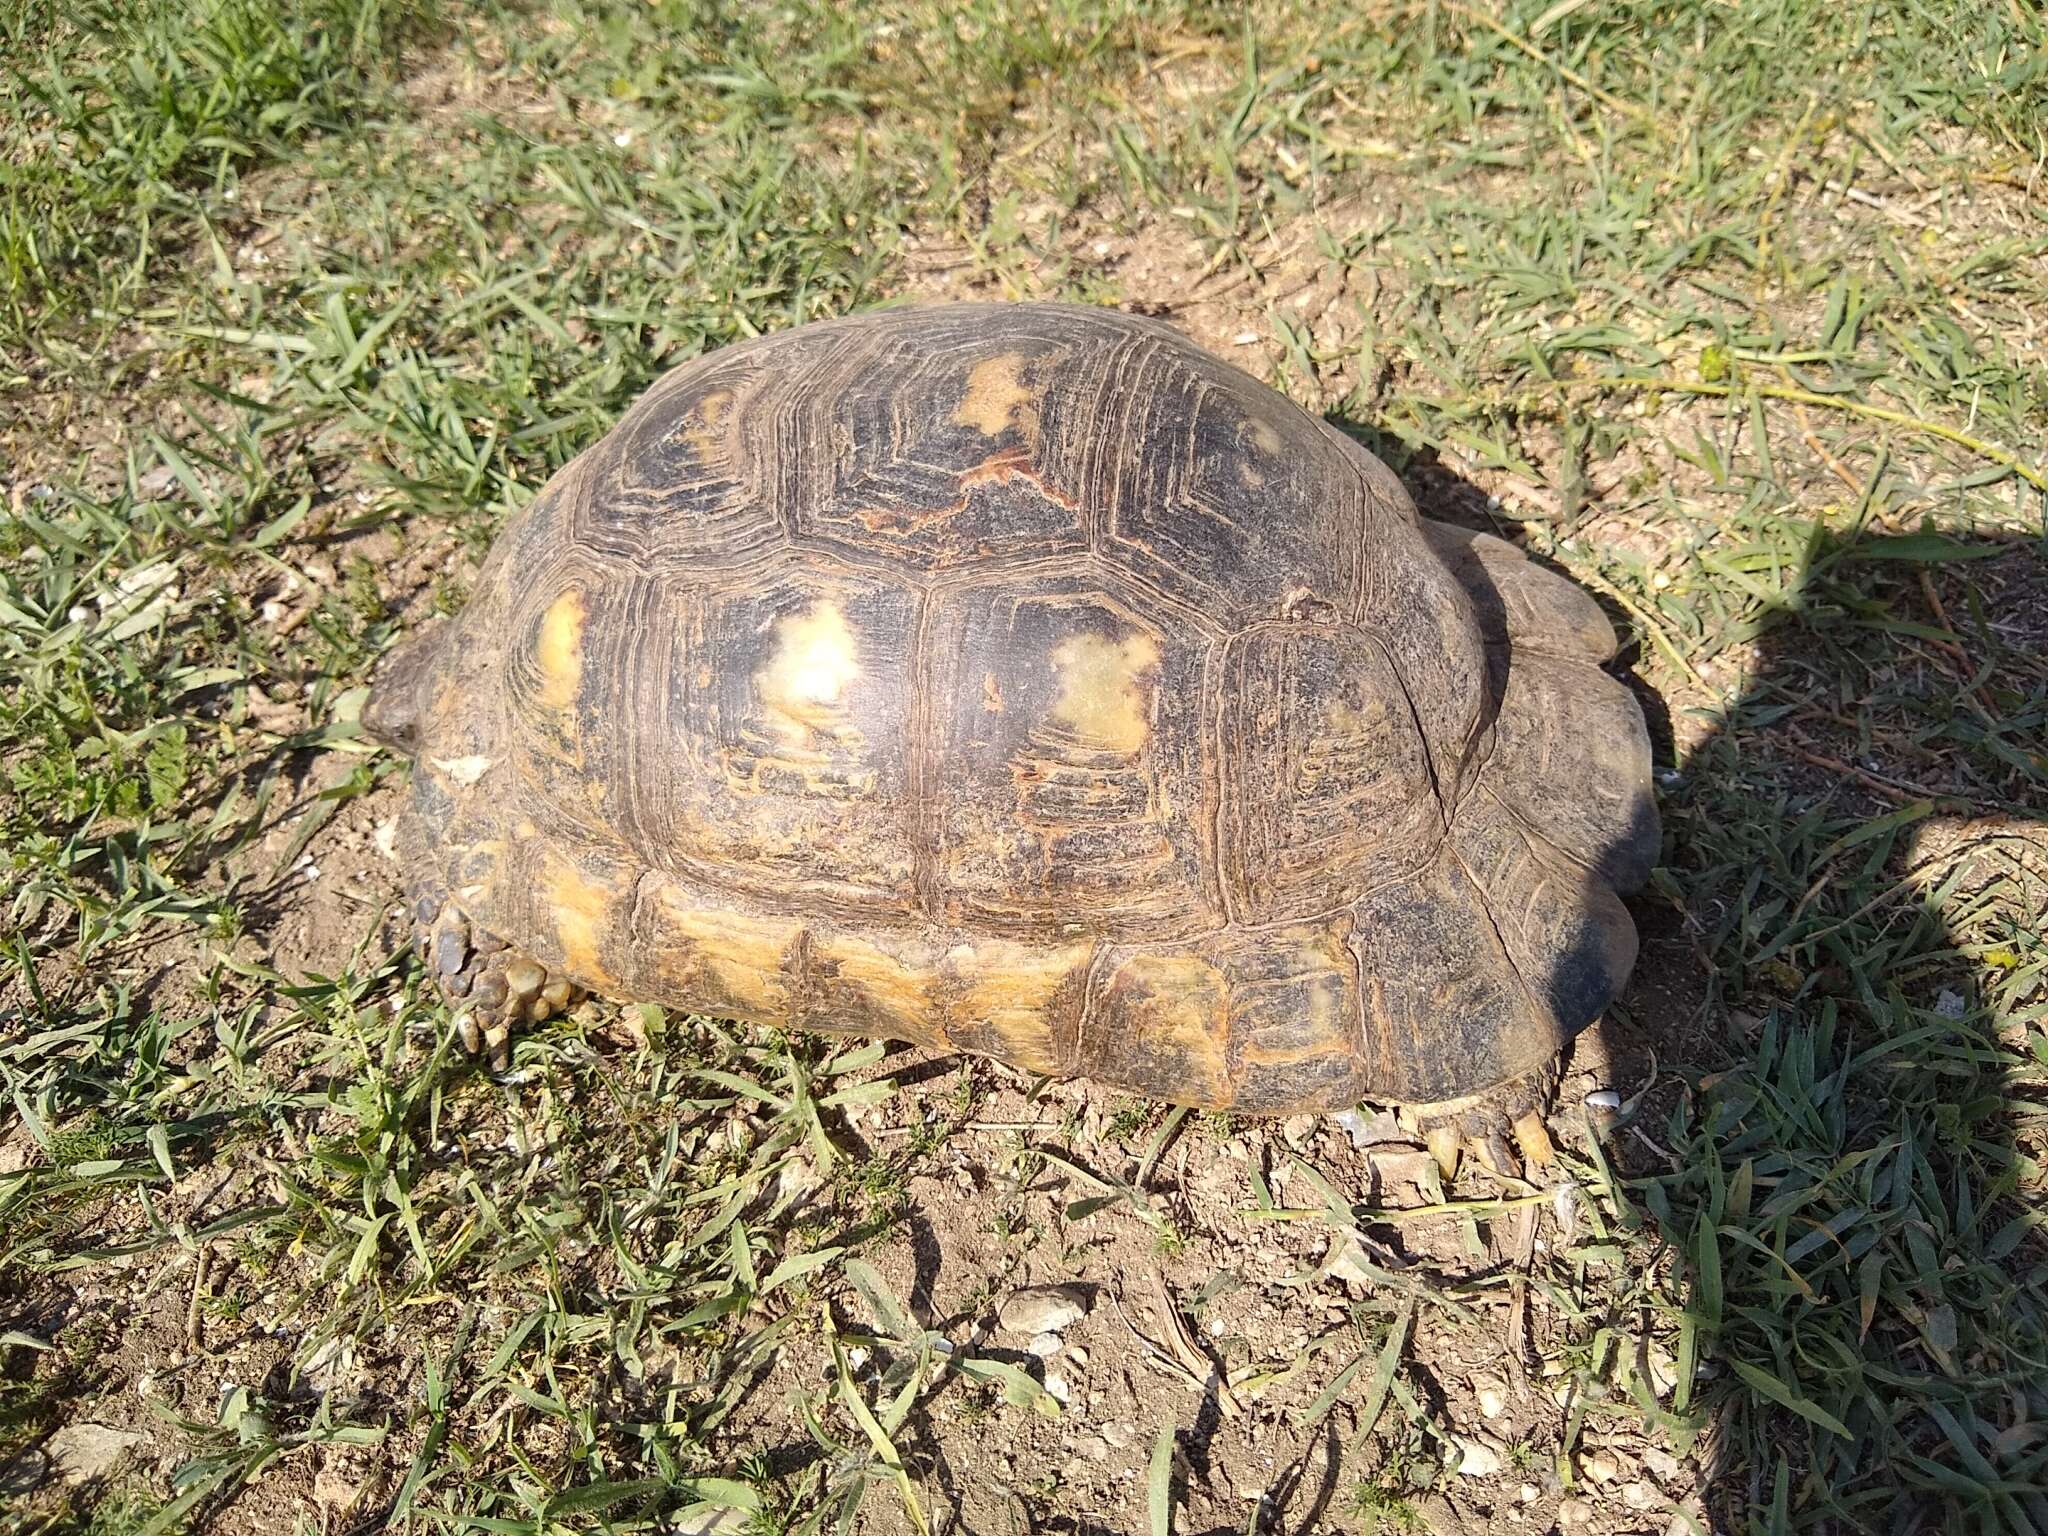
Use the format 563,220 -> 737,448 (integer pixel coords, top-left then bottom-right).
1,0 -> 2045,1532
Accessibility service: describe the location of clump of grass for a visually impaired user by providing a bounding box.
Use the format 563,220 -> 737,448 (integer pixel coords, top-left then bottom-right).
0,0 -> 423,346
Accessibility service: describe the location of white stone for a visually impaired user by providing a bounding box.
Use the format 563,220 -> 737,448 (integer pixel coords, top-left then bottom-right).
1644,1447 -> 1683,1482
1451,1437 -> 1502,1477
1326,1232 -> 1373,1286
1557,1497 -> 1594,1528
775,1155 -> 820,1202
1472,1374 -> 1509,1419
1370,1149 -> 1439,1187
1330,1107 -> 1407,1148
1044,1372 -> 1070,1404
1643,1344 -> 1681,1399
673,1510 -> 752,1536
1581,1450 -> 1619,1485
1621,1480 -> 1660,1511
1026,1331 -> 1062,1359
998,1284 -> 1088,1336
429,755 -> 493,787
46,1424 -> 144,1484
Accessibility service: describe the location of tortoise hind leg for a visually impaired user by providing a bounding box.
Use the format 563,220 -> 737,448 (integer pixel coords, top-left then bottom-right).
413,894 -> 583,1069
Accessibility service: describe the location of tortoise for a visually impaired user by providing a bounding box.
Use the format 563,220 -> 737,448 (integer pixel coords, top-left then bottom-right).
363,302 -> 1658,1172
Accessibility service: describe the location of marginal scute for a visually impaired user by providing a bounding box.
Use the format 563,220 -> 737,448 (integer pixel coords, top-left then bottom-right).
475,835 -> 638,999
938,936 -> 1092,1076
641,886 -> 804,1024
538,844 -> 622,991
1451,795 -> 1639,1043
1086,951 -> 1233,1108
1210,919 -> 1368,1112
810,931 -> 944,1048
1347,842 -> 1562,1105
1419,519 -> 1619,661
1478,651 -> 1660,891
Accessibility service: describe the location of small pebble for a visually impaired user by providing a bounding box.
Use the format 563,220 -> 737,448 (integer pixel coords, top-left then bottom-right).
1583,1089 -> 1622,1112
1452,1436 -> 1502,1477
1519,1484 -> 1539,1504
1643,1344 -> 1681,1399
1621,1481 -> 1660,1511
1581,1450 -> 1619,1485
1472,1373 -> 1509,1419
1644,1447 -> 1683,1482
1330,1107 -> 1407,1148
1026,1331 -> 1062,1359
1326,1233 -> 1373,1286
1043,1372 -> 1070,1404
998,1284 -> 1088,1336
1557,1497 -> 1594,1528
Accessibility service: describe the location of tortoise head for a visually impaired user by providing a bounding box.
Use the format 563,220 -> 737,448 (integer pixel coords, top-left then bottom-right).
361,618 -> 451,755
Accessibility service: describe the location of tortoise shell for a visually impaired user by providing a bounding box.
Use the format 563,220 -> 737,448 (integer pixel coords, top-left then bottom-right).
370,303 -> 1658,1112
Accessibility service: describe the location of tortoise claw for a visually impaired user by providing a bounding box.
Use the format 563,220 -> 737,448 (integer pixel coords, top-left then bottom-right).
1511,1108 -> 1556,1170
1425,1126 -> 1463,1181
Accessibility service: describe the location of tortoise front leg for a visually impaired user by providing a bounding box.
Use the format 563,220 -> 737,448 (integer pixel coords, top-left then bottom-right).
1401,1061 -> 1560,1180
411,893 -> 582,1070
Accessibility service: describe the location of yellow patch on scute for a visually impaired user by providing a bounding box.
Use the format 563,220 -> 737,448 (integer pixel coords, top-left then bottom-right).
535,589 -> 587,712
1048,630 -> 1160,753
949,938 -> 1091,1075
952,353 -> 1038,441
540,851 -> 616,990
756,601 -> 863,748
662,901 -> 799,1021
678,388 -> 733,463
819,934 -> 939,1044
1097,952 -> 1231,1106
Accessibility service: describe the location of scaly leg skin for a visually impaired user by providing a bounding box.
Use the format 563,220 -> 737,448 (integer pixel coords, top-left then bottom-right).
411,894 -> 582,1070
1400,1061 -> 1561,1181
